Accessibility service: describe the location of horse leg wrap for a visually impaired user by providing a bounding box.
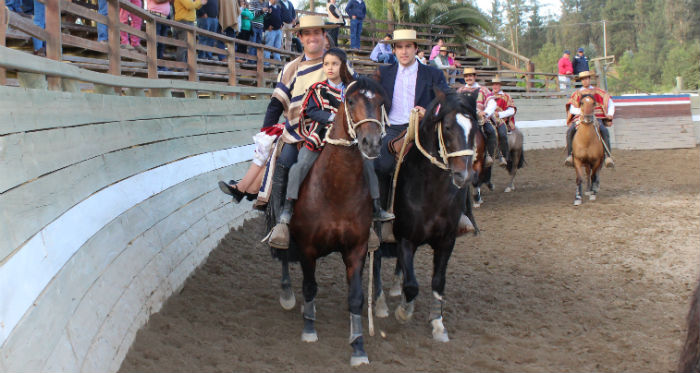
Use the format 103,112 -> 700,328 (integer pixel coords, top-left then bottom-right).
303,300 -> 316,321
349,313 -> 363,344
301,300 -> 318,342
395,296 -> 415,323
429,291 -> 445,321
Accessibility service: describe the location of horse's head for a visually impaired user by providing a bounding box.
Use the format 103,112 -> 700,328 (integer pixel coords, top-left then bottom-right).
422,88 -> 478,188
343,77 -> 388,159
580,94 -> 596,124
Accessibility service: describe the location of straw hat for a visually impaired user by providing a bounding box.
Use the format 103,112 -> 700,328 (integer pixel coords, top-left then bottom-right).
491,76 -> 502,83
291,15 -> 339,31
439,46 -> 448,51
578,70 -> 595,79
463,67 -> 477,75
380,29 -> 426,44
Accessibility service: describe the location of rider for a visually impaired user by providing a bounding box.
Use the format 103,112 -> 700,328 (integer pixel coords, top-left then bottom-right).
483,76 -> 516,167
457,67 -> 496,167
564,70 -> 615,168
268,48 -> 394,249
374,29 -> 474,234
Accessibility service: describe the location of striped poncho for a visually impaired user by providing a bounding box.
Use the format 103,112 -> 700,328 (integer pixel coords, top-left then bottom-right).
299,81 -> 343,152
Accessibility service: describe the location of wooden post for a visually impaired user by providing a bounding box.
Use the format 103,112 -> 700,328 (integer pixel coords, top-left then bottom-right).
256,47 -> 264,87
0,0 -> 7,85
227,41 -> 237,89
525,61 -> 534,93
45,0 -> 62,90
187,28 -> 197,81
496,49 -> 501,71
107,0 -> 121,76
146,17 -> 157,79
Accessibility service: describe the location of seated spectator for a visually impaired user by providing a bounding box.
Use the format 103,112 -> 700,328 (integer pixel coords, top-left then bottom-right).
430,37 -> 444,60
370,33 -> 396,64
433,46 -> 456,84
448,51 -> 463,83
196,0 -> 219,60
417,50 -> 427,65
120,0 -> 146,53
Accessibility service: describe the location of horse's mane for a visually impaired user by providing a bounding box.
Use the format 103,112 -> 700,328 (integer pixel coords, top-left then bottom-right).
423,89 -> 478,125
346,76 -> 388,107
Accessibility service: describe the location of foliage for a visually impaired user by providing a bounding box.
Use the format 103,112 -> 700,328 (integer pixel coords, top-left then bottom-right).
531,42 -> 564,74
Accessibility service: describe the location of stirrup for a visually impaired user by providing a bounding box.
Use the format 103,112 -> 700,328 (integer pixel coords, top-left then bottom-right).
604,156 -> 615,168
564,155 -> 573,167
484,154 -> 494,167
457,215 -> 475,236
498,156 -> 507,168
269,223 -> 290,249
373,210 -> 395,222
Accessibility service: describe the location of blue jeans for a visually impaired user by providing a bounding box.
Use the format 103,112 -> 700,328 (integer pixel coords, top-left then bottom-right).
197,17 -> 219,59
350,18 -> 363,49
6,0 -> 23,13
248,25 -> 263,58
263,28 -> 282,62
376,53 -> 395,64
32,0 -> 45,51
97,0 -> 108,42
156,21 -> 170,60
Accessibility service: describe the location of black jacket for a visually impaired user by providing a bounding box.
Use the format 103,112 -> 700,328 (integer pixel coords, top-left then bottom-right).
376,61 -> 449,116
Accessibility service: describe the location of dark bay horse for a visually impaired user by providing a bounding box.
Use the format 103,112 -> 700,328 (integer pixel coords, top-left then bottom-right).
374,89 -> 478,342
679,277 -> 700,373
571,95 -> 604,206
286,77 -> 386,366
471,121 -> 492,207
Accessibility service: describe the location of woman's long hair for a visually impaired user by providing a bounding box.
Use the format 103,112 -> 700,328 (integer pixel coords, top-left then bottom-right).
324,47 -> 354,86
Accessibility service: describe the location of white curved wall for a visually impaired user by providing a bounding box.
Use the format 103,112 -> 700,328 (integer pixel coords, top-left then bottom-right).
0,86 -> 268,372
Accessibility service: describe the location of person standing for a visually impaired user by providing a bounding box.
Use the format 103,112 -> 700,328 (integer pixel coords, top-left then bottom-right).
174,0 -> 207,63
278,0 -> 296,51
325,0 -> 344,47
236,0 -> 253,58
196,0 -> 219,60
263,0 -> 282,62
119,0 -> 146,53
146,0 -> 172,67
572,47 -> 590,75
558,49 -> 573,90
217,0 -> 240,60
247,0 -> 266,60
345,0 -> 365,50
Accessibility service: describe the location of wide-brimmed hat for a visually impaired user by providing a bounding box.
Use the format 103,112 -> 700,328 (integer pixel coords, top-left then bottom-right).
463,67 -> 477,75
380,29 -> 427,44
439,46 -> 448,51
578,70 -> 595,79
491,76 -> 502,83
292,15 -> 339,31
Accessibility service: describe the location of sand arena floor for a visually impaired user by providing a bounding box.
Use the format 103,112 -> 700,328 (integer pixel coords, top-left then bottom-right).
120,147 -> 700,372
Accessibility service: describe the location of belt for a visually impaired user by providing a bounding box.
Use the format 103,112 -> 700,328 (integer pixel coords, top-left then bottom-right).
149,10 -> 167,17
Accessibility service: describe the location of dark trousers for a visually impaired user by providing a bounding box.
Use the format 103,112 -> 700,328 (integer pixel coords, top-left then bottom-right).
175,20 -> 195,63
326,25 -> 339,47
496,122 -> 509,159
155,22 -> 170,60
236,29 -> 251,54
483,122 -> 497,157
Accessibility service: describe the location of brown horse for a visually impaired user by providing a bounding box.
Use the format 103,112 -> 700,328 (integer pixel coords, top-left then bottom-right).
679,278 -> 700,373
289,77 -> 386,366
571,95 -> 604,206
503,126 -> 525,193
471,121 -> 492,207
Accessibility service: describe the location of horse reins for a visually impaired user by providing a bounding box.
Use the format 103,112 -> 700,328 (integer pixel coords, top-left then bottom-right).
324,81 -> 388,147
411,108 -> 475,171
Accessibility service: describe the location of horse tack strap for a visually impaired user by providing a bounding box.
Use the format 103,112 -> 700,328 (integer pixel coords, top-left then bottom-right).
324,80 -> 388,147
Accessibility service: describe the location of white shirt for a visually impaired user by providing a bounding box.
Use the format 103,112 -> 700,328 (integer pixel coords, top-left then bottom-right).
484,90 -> 515,119
568,85 -> 615,116
388,59 -> 419,125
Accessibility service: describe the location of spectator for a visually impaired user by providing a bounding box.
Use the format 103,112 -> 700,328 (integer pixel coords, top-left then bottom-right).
448,51 -> 463,83
197,0 -> 219,60
325,0 -> 344,47
96,0 -> 108,43
6,0 -> 23,13
236,0 -> 253,59
433,46 -> 456,84
430,37 -> 444,60
345,0 -> 365,50
217,0 -> 240,60
573,47 -> 590,75
31,0 -> 45,56
120,0 -> 146,53
278,0 -> 296,51
263,0 -> 283,63
416,50 -> 427,64
174,0 -> 207,63
146,0 -> 172,68
558,49 -> 573,90
247,0 -> 265,60
370,33 -> 396,64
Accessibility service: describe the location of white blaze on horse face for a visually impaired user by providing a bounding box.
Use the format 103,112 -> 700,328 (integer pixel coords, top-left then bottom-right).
456,113 -> 473,145
360,89 -> 375,100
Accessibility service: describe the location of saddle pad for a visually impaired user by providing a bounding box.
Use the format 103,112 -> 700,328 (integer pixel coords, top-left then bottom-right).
388,129 -> 413,160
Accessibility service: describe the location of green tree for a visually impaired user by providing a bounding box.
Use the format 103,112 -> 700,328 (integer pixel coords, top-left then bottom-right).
532,42 -> 564,74
662,41 -> 700,90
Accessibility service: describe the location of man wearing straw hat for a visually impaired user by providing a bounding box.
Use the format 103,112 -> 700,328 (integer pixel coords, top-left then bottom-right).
260,15 -> 343,248
432,46 -> 457,85
564,70 -> 615,168
458,67 -> 497,167
373,29 -> 475,234
483,76 -> 516,167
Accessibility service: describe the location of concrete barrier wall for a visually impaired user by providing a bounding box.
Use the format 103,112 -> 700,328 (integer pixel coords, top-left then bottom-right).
0,86 -> 267,372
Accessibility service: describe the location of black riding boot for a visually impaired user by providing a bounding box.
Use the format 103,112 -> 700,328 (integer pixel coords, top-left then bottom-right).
373,198 -> 394,222
268,164 -> 292,249
279,198 -> 295,225
599,124 -> 615,168
497,124 -> 509,167
482,123 -> 497,167
564,126 -> 576,166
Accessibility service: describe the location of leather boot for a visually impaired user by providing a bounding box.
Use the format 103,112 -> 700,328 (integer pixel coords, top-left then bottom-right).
498,130 -> 509,168
270,199 -> 294,249
373,199 -> 395,222
600,127 -> 615,168
564,126 -> 576,167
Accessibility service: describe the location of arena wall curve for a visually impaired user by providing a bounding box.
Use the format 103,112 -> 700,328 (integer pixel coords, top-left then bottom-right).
0,85 -> 269,372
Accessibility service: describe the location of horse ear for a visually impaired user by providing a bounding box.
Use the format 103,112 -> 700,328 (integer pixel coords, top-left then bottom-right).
434,87 -> 446,102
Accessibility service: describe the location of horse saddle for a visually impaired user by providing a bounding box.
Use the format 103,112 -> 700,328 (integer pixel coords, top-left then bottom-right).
388,129 -> 414,160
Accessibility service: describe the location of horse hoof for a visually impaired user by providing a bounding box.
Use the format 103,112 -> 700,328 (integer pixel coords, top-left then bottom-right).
279,290 -> 296,311
395,304 -> 414,324
389,274 -> 402,297
350,354 -> 369,367
504,186 -> 513,193
473,202 -> 481,208
584,191 -> 592,196
589,194 -> 597,201
573,199 -> 582,206
431,318 -> 449,342
375,291 -> 389,318
301,331 -> 318,343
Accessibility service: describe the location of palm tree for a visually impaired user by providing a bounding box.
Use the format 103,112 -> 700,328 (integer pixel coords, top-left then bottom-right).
410,0 -> 491,39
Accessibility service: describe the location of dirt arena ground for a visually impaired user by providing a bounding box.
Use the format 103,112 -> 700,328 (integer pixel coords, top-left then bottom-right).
120,147 -> 700,372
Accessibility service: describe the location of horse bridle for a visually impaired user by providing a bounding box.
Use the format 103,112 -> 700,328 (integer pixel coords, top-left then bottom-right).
324,81 -> 387,147
411,108 -> 475,171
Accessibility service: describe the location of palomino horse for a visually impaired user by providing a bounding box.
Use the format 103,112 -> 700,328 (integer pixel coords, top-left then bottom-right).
374,89 -> 478,342
287,77 -> 386,366
571,95 -> 604,206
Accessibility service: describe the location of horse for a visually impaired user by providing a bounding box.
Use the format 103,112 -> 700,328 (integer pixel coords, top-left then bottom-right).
268,77 -> 387,366
471,121 -> 492,207
372,88 -> 478,342
503,125 -> 525,193
678,278 -> 700,373
571,94 -> 604,206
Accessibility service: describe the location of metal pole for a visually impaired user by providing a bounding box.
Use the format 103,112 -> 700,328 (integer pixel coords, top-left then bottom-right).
603,20 -> 607,58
